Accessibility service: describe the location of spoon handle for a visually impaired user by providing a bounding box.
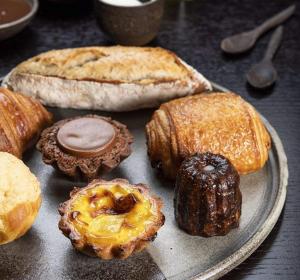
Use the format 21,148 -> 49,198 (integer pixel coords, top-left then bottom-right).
264,26 -> 283,61
256,4 -> 295,36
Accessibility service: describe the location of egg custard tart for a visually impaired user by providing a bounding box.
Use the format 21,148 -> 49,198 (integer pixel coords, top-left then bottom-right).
58,179 -> 165,259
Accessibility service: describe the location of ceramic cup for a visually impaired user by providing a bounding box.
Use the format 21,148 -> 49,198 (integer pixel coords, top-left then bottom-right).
94,0 -> 164,46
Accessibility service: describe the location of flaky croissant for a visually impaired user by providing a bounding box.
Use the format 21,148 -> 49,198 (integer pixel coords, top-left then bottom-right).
0,87 -> 52,158
146,92 -> 271,179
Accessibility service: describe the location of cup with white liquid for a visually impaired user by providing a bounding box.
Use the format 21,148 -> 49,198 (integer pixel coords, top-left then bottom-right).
94,0 -> 164,46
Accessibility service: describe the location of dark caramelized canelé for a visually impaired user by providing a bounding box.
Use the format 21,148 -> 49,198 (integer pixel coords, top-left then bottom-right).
174,153 -> 242,237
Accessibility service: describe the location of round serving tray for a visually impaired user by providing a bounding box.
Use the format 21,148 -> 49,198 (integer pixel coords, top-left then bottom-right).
0,82 -> 288,280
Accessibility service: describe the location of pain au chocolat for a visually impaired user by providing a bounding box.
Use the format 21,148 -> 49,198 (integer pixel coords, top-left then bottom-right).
58,179 -> 165,259
146,92 -> 271,179
36,115 -> 133,180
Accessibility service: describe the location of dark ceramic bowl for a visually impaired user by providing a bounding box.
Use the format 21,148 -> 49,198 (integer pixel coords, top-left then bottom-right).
94,0 -> 164,46
0,0 -> 38,41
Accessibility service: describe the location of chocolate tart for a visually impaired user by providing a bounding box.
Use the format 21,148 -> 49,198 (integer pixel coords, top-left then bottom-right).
174,153 -> 242,237
58,179 -> 165,259
36,115 -> 133,180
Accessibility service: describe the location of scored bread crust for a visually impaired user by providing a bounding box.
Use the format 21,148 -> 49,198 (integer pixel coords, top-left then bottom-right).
0,152 -> 41,245
2,46 -> 212,112
58,178 -> 165,260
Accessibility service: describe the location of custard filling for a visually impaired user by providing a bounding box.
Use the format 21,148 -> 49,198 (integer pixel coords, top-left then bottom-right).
70,184 -> 157,245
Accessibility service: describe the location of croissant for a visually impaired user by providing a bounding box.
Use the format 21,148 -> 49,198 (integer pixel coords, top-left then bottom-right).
146,92 -> 271,179
0,87 -> 53,158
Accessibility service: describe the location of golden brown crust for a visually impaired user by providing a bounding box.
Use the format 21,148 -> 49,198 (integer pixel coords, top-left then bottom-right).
0,197 -> 41,245
12,46 -> 199,85
146,92 -> 271,179
0,152 -> 42,245
4,46 -> 212,111
0,87 -> 53,158
58,179 -> 164,260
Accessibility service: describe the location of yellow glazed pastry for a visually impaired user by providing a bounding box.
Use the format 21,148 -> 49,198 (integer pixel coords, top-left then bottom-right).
58,179 -> 164,259
0,152 -> 41,245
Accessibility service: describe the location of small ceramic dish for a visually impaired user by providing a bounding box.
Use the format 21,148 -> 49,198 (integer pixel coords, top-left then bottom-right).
94,0 -> 164,46
0,0 -> 38,41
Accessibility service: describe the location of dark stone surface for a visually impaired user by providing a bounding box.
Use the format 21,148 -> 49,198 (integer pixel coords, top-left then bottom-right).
0,0 -> 299,279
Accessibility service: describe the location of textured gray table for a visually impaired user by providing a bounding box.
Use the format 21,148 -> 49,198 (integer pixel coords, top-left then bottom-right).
0,0 -> 299,279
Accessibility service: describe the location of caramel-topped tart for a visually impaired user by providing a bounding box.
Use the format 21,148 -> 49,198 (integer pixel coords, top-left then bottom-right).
36,115 -> 133,180
57,117 -> 116,158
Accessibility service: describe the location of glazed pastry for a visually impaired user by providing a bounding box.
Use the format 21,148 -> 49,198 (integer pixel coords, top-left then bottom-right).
36,115 -> 133,180
58,179 -> 165,259
174,153 -> 242,237
0,87 -> 52,158
146,92 -> 271,179
0,152 -> 42,245
2,46 -> 212,111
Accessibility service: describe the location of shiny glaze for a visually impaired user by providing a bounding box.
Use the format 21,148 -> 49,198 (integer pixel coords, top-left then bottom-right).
57,117 -> 116,158
174,152 -> 242,237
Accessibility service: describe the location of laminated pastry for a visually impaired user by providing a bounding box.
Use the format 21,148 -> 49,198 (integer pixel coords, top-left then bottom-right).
146,92 -> 271,179
36,115 -> 133,180
2,46 -> 212,111
0,152 -> 42,245
0,87 -> 53,158
58,179 -> 165,259
174,153 -> 242,237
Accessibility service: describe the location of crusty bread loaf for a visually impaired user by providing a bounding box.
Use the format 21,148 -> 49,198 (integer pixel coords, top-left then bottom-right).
2,46 -> 212,111
0,152 -> 41,245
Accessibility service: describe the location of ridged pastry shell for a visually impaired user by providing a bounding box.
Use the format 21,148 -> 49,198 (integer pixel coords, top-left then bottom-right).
0,152 -> 41,245
58,179 -> 165,259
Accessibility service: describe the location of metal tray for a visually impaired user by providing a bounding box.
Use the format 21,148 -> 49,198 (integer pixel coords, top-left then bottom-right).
0,83 -> 288,280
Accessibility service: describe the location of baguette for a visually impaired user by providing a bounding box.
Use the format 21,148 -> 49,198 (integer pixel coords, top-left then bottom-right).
3,46 -> 211,111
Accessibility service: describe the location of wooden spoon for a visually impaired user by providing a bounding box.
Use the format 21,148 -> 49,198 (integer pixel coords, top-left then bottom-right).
221,5 -> 295,54
246,26 -> 283,89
